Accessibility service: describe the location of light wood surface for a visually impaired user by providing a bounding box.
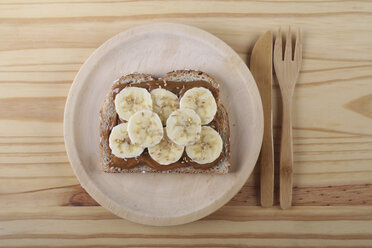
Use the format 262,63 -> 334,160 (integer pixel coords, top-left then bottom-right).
250,31 -> 274,207
1,0 -> 372,246
64,22 -> 263,226
274,27 -> 302,209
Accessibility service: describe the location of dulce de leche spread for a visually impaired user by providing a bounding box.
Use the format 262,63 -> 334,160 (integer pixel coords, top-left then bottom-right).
105,79 -> 228,171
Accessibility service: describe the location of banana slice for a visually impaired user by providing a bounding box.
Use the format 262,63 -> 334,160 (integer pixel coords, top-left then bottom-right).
186,126 -> 223,164
109,123 -> 144,158
115,87 -> 152,121
148,128 -> 184,165
127,110 -> 163,147
151,88 -> 179,125
166,108 -> 201,146
180,87 -> 217,125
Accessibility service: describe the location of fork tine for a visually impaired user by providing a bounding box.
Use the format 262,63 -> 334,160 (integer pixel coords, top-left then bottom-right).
284,26 -> 292,61
274,28 -> 282,61
294,28 -> 302,62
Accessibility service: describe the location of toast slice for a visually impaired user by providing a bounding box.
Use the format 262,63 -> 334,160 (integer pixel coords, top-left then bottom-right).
100,70 -> 230,174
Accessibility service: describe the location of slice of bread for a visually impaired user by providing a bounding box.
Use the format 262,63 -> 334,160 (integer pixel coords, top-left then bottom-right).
100,70 -> 230,174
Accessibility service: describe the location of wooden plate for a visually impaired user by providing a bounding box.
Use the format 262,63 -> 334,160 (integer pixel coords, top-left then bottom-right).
64,23 -> 263,226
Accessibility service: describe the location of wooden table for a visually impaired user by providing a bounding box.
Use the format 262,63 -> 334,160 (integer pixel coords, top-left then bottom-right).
1,1 -> 372,247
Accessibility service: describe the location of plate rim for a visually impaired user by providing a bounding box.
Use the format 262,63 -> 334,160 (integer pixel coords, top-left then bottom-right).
64,22 -> 263,226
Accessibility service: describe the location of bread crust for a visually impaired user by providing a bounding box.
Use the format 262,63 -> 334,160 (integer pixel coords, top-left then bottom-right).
100,70 -> 230,174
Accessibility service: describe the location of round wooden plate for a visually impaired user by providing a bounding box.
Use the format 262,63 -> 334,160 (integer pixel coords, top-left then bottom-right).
64,23 -> 263,226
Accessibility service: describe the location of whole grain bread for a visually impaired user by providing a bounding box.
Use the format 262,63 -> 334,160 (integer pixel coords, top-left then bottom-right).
100,70 -> 230,174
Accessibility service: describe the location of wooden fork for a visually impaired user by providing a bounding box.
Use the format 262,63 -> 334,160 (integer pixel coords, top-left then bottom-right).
273,27 -> 302,209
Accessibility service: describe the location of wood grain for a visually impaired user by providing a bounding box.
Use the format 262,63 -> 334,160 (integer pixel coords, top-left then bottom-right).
1,0 -> 372,245
1,206 -> 372,247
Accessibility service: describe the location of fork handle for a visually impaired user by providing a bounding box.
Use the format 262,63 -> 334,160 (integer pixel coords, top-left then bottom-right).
280,90 -> 294,210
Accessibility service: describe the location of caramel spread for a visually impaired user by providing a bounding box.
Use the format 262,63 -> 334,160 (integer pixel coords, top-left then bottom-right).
105,80 -> 227,171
